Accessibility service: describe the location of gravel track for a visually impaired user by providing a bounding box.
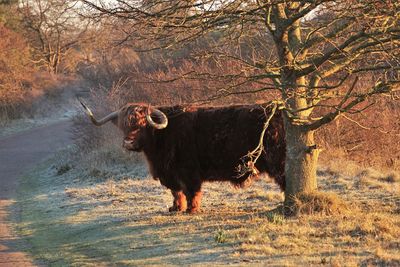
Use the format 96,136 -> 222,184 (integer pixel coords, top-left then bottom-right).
0,120 -> 73,266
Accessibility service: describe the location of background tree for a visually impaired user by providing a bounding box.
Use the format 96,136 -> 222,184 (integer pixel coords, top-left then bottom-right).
19,0 -> 91,74
82,0 -> 400,209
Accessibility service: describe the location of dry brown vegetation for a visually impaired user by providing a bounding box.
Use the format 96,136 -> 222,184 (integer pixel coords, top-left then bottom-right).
0,22 -> 77,124
316,75 -> 400,171
0,22 -> 34,122
0,2 -> 86,124
317,97 -> 400,171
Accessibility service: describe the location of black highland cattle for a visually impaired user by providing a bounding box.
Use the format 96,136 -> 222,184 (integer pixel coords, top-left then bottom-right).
80,102 -> 286,213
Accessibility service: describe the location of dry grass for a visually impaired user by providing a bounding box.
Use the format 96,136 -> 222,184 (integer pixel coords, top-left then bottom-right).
290,191 -> 349,216
14,147 -> 400,266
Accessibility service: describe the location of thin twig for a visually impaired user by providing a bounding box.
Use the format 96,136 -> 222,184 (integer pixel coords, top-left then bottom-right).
236,101 -> 278,178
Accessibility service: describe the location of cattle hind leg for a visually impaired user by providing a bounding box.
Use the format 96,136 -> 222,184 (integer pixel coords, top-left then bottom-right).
184,182 -> 203,213
187,191 -> 202,213
169,191 -> 187,212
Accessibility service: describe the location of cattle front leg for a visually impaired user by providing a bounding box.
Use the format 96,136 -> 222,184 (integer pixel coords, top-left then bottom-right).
169,191 -> 187,212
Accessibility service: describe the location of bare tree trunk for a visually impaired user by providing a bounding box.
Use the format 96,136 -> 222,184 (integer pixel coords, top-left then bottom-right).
283,118 -> 319,206
279,65 -> 319,206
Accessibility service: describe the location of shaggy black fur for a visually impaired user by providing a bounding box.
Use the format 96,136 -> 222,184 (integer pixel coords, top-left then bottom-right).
111,104 -> 286,213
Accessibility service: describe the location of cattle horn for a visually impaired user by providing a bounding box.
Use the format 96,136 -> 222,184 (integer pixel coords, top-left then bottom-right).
146,107 -> 168,129
79,100 -> 119,126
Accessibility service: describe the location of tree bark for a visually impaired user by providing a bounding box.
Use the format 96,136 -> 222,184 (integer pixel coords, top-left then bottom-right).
283,117 -> 319,206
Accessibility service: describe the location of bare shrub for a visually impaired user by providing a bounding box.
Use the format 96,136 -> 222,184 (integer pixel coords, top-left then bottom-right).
317,77 -> 400,171
79,55 -> 278,107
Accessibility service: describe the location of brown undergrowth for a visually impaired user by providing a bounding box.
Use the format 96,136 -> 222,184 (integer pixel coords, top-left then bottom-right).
317,97 -> 400,172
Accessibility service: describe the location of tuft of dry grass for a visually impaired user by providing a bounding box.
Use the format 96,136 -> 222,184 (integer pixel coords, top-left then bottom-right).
290,191 -> 349,216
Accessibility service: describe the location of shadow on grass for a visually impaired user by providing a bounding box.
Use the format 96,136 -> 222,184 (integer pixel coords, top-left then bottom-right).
13,161 -> 250,266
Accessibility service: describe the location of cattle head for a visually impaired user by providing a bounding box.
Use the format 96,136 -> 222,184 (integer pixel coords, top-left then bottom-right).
80,101 -> 168,152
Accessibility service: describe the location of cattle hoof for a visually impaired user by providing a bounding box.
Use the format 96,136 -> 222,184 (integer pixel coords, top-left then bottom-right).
186,208 -> 201,214
168,206 -> 178,212
168,206 -> 185,213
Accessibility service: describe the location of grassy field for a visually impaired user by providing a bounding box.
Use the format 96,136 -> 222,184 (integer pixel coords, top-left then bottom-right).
14,148 -> 400,266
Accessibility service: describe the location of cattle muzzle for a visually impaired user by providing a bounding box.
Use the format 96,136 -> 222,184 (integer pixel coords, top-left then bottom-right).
123,138 -> 139,151
123,137 -> 142,151
123,129 -> 142,151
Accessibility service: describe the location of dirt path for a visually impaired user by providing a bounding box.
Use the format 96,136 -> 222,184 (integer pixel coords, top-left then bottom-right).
0,120 -> 73,266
